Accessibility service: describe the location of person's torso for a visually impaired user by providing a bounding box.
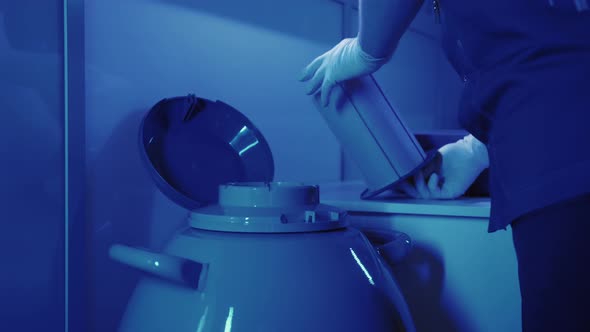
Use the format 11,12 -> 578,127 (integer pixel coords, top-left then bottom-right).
439,0 -> 590,84
437,0 -> 590,229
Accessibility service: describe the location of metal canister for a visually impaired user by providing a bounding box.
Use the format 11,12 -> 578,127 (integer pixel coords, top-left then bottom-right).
313,75 -> 439,199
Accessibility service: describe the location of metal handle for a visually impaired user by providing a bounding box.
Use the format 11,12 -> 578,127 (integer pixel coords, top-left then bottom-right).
109,244 -> 207,289
360,228 -> 412,265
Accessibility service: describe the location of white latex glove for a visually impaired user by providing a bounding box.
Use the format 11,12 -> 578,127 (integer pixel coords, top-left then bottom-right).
299,37 -> 389,107
399,135 -> 489,199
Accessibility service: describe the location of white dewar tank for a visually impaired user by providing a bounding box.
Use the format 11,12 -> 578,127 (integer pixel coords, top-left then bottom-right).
108,95 -> 416,332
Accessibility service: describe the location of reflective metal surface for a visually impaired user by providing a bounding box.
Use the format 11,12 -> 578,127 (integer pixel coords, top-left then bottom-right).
312,75 -> 432,199
139,95 -> 275,210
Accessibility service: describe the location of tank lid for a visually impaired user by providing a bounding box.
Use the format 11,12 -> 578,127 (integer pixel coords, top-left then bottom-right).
189,182 -> 348,233
139,95 -> 274,210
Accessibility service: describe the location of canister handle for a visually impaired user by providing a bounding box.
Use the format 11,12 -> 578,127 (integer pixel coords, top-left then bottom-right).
359,228 -> 412,265
109,244 -> 207,290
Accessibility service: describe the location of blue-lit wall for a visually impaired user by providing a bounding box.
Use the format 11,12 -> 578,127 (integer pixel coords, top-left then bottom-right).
0,1 -> 65,330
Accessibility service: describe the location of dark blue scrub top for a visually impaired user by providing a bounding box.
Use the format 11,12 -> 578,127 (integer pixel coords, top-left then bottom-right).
439,0 -> 590,231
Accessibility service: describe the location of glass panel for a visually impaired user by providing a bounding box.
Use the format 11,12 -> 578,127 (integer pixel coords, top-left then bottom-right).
0,1 -> 65,330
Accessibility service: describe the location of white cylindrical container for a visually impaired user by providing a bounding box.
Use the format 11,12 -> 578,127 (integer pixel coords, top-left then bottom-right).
110,182 -> 416,332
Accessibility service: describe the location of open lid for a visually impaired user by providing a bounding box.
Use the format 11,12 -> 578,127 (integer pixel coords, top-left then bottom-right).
139,94 -> 275,210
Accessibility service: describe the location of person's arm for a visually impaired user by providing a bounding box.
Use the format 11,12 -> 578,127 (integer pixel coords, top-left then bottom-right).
358,0 -> 425,59
299,0 -> 425,106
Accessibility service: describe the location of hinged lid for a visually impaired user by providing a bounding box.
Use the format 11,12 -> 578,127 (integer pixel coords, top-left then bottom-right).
139,95 -> 275,210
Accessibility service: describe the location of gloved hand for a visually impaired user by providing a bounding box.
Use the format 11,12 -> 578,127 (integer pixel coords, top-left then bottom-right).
299,37 -> 389,107
399,135 -> 489,199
